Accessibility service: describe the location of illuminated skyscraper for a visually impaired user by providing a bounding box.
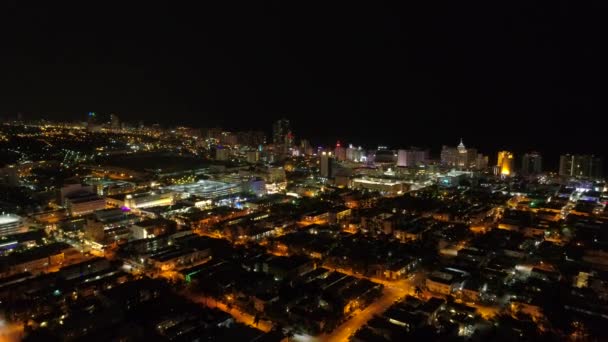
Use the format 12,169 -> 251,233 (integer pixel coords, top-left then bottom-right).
334,141 -> 346,161
475,154 -> 489,170
320,151 -> 334,178
220,132 -> 238,146
345,145 -> 365,162
215,146 -> 231,161
521,152 -> 542,175
441,139 -> 479,169
246,150 -> 260,164
272,118 -> 293,157
300,139 -> 312,155
272,119 -> 291,145
497,151 -> 514,176
110,113 -> 120,130
397,148 -> 429,167
559,154 -> 603,179
440,145 -> 459,167
86,111 -> 97,132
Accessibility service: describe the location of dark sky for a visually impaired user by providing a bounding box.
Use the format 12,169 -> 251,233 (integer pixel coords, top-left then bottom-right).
1,1 -> 607,164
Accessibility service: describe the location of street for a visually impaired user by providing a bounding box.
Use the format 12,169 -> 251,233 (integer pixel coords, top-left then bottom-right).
313,273 -> 424,342
183,292 -> 273,333
320,285 -> 409,341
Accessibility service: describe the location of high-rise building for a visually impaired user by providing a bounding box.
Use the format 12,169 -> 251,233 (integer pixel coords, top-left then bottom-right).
397,150 -> 408,167
0,165 -> 19,186
236,131 -> 266,147
320,151 -> 334,178
456,139 -> 468,169
205,127 -> 223,141
335,141 -> 346,161
86,112 -> 98,132
345,145 -> 365,162
521,152 -> 542,175
497,151 -> 514,176
219,132 -> 238,146
272,118 -> 294,156
300,139 -> 312,155
441,139 -> 479,169
215,147 -> 231,161
559,154 -> 603,179
300,139 -> 310,150
397,148 -> 429,167
346,145 -> 356,161
273,119 -> 291,145
110,113 -> 120,130
374,149 -> 396,164
246,150 -> 260,164
441,145 -> 459,167
475,154 -> 489,170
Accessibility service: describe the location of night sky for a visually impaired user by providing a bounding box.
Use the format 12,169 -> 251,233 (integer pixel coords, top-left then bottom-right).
1,2 -> 607,164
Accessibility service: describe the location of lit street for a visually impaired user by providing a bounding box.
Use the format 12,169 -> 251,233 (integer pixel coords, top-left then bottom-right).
183,292 -> 273,333
317,273 -> 424,342
0,11 -> 606,339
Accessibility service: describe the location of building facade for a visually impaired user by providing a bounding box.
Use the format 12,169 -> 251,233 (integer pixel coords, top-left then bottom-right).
521,152 -> 542,175
0,214 -> 25,237
320,151 -> 334,178
397,148 -> 429,167
559,154 -> 603,179
497,151 -> 514,176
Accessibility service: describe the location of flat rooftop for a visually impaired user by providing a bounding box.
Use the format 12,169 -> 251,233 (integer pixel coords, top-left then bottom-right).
0,213 -> 21,225
165,179 -> 241,198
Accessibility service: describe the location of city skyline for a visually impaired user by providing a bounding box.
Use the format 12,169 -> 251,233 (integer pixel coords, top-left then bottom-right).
1,115 -> 607,341
1,2 -> 606,157
1,3 -> 608,340
2,113 -> 605,175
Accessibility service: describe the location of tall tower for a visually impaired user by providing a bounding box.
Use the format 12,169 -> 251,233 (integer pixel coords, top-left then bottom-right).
497,151 -> 514,176
273,119 -> 291,145
457,139 -> 466,154
440,145 -> 458,167
334,141 -> 346,161
521,152 -> 542,175
559,154 -> 603,179
110,113 -> 120,130
320,151 -> 334,178
457,139 -> 468,169
273,118 -> 292,156
86,112 -> 97,132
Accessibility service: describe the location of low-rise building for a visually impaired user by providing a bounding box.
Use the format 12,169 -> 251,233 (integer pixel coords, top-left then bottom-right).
130,218 -> 177,240
0,213 -> 26,237
352,177 -> 409,195
426,268 -> 468,295
66,193 -> 106,216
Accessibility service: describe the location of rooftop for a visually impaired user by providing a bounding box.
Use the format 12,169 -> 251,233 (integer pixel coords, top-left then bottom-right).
0,213 -> 21,225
